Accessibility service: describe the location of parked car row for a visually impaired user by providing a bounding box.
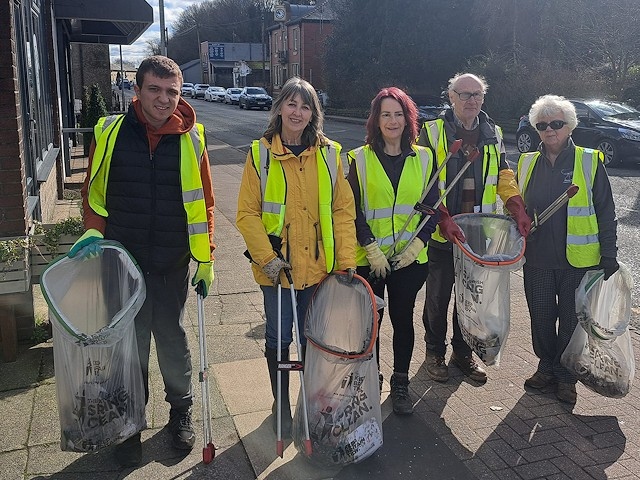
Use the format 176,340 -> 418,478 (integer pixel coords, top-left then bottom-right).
182,84 -> 272,111
515,98 -> 640,167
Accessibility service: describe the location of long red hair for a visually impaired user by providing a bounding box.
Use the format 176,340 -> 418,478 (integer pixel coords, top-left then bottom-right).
365,87 -> 418,153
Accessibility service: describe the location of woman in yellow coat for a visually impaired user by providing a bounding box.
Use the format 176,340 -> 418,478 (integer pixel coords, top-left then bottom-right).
236,77 -> 357,435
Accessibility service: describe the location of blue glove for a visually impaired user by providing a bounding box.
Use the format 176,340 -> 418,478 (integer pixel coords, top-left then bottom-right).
192,261 -> 214,297
68,229 -> 103,258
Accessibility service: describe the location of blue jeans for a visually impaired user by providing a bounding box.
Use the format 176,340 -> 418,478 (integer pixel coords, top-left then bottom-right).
261,284 -> 316,350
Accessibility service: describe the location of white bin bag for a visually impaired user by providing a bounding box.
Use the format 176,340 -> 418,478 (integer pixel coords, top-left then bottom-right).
293,272 -> 382,467
452,214 -> 525,366
41,241 -> 146,452
561,265 -> 635,398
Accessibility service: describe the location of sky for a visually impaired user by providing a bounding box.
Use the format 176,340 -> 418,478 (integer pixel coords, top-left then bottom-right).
109,0 -> 201,68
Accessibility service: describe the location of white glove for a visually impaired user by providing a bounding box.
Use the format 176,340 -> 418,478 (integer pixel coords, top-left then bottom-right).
364,241 -> 391,279
390,238 -> 424,271
262,257 -> 291,286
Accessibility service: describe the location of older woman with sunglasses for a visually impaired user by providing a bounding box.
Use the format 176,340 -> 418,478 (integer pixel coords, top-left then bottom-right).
517,94 -> 618,405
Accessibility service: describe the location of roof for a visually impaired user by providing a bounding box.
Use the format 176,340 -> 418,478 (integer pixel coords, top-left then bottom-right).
54,0 -> 153,44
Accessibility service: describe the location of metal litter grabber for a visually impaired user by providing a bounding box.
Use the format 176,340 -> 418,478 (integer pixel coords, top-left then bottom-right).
390,148 -> 480,270
272,244 -> 312,458
529,184 -> 579,234
386,139 -> 463,258
197,292 -> 216,464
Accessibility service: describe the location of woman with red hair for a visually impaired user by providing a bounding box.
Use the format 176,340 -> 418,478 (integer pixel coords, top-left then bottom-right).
347,87 -> 440,415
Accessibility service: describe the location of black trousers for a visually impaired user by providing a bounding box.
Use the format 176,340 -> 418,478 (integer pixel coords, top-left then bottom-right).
422,246 -> 472,358
523,264 -> 587,384
134,265 -> 192,411
357,261 -> 428,374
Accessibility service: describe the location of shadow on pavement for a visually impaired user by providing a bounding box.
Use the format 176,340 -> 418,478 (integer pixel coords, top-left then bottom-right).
471,390 -> 626,479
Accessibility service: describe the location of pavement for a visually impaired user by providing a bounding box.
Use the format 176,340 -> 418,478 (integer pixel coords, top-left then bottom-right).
1,134 -> 640,480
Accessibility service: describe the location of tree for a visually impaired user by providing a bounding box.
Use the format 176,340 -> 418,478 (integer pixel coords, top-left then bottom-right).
80,84 -> 108,155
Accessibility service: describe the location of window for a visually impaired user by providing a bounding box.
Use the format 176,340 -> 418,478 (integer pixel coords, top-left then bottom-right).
292,63 -> 300,77
14,0 -> 57,220
293,28 -> 299,52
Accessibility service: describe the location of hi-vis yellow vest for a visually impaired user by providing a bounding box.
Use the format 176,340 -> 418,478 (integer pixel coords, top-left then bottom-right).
422,119 -> 501,243
349,145 -> 434,266
251,140 -> 340,272
518,147 -> 602,267
88,114 -> 211,263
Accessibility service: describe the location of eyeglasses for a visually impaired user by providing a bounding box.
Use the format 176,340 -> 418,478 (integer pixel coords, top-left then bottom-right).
535,120 -> 567,131
453,90 -> 484,101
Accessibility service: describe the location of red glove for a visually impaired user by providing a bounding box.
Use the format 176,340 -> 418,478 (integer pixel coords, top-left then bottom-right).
438,204 -> 465,243
505,196 -> 532,238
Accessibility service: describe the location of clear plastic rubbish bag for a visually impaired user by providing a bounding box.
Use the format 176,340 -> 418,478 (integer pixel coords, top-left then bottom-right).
41,241 -> 147,452
452,214 -> 525,366
293,272 -> 383,466
561,265 -> 635,398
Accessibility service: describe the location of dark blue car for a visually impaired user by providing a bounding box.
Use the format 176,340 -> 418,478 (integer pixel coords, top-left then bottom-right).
516,99 -> 640,167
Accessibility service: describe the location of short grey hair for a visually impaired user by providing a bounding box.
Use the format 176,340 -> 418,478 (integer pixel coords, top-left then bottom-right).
448,73 -> 489,93
528,95 -> 578,132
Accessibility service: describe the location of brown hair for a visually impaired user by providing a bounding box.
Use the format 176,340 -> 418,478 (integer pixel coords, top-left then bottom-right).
263,77 -> 328,146
136,56 -> 183,88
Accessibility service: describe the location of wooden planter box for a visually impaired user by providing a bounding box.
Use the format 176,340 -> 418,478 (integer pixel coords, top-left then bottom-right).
30,233 -> 79,283
0,249 -> 30,295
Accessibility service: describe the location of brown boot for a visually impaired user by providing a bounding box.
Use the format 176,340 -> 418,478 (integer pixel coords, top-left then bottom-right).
425,352 -> 449,382
451,352 -> 487,383
556,382 -> 577,404
524,371 -> 556,389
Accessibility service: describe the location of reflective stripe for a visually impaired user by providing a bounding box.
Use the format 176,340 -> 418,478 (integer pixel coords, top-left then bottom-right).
567,233 -> 599,245
480,203 -> 496,213
183,188 -> 204,203
486,174 -> 498,185
262,202 -> 281,214
365,207 -> 394,221
567,206 -> 595,216
188,222 -> 209,235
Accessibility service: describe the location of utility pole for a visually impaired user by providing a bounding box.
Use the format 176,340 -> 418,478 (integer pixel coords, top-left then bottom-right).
196,23 -> 203,83
159,0 -> 167,56
261,13 -> 266,88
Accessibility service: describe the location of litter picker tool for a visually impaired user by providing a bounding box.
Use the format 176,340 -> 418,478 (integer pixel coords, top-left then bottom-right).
386,139 -> 463,258
271,239 -> 312,458
390,147 -> 480,270
529,184 -> 579,234
197,292 -> 216,464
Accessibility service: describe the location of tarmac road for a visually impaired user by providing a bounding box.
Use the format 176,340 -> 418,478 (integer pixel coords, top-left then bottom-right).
192,99 -> 640,327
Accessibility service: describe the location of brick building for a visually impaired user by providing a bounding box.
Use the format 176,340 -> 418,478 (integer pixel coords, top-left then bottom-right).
268,1 -> 335,96
0,0 -> 151,361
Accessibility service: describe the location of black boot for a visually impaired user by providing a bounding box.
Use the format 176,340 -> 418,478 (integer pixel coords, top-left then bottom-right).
390,372 -> 413,415
265,347 -> 292,436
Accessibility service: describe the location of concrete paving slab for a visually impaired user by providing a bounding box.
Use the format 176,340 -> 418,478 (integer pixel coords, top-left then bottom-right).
0,388 -> 33,452
0,449 -> 28,480
28,383 -> 60,447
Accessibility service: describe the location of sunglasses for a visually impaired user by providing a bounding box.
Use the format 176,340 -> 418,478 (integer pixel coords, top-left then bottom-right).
535,120 -> 566,131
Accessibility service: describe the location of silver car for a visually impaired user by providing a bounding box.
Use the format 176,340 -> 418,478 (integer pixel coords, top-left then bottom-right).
224,88 -> 242,105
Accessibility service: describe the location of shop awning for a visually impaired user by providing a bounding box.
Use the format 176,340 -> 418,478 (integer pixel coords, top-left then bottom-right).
54,0 -> 153,45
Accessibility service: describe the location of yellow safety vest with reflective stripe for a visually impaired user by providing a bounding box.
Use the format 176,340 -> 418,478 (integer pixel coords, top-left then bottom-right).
517,147 -> 602,267
349,145 -> 434,266
251,140 -> 340,272
423,119 -> 501,243
88,114 -> 211,263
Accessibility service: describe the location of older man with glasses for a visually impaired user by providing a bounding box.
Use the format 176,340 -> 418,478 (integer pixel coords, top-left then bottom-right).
416,72 -> 531,384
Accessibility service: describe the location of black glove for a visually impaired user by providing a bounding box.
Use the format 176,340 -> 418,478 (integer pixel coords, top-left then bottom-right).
599,257 -> 619,281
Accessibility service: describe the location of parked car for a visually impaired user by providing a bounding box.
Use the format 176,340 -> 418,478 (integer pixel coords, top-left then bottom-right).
516,99 -> 640,166
191,83 -> 210,99
417,103 -> 450,128
239,87 -> 272,110
181,83 -> 194,96
204,86 -> 226,102
225,87 -> 242,105
119,79 -> 131,90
